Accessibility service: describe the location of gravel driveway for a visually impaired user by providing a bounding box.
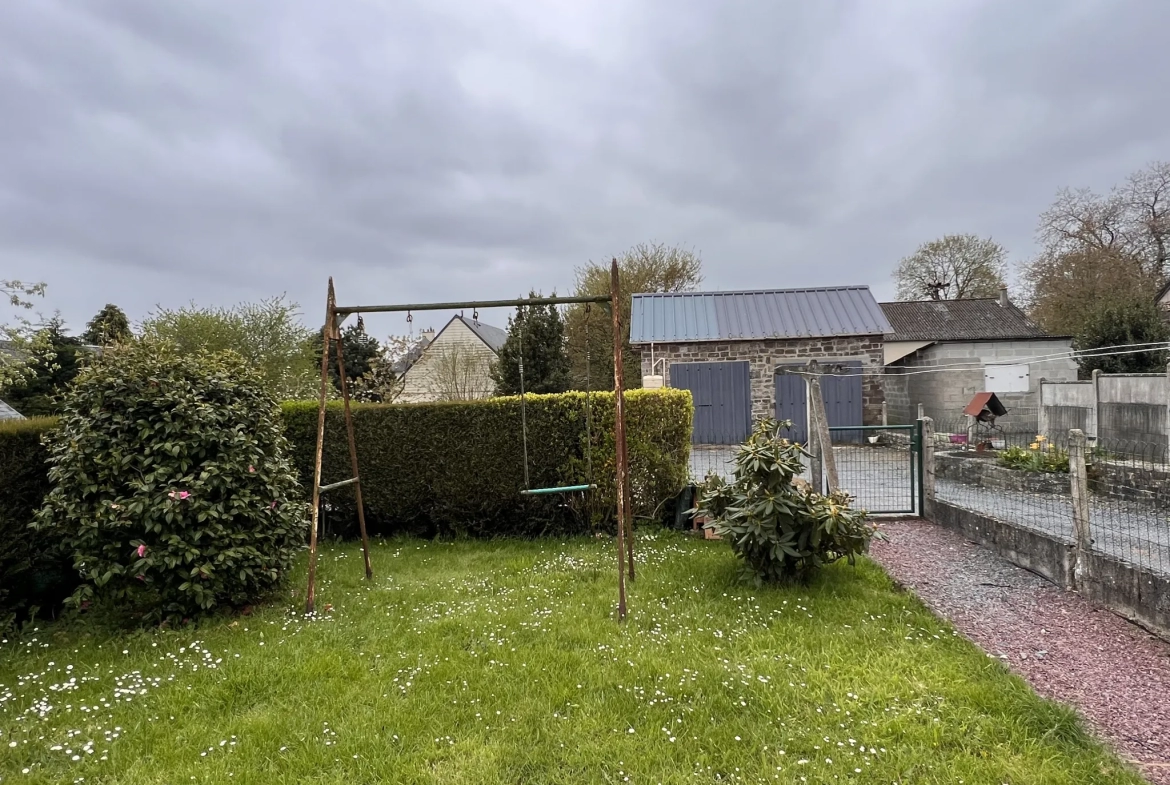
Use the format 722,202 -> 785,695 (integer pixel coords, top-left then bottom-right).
871,520 -> 1170,784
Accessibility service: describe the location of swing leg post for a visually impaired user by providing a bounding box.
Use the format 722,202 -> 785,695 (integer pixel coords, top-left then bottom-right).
305,279 -> 335,615
610,258 -> 630,620
332,312 -> 373,581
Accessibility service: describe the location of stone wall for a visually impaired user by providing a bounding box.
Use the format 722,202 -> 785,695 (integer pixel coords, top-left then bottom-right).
637,336 -> 885,424
935,450 -> 1070,495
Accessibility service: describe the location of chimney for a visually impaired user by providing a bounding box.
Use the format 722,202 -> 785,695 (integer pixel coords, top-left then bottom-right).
998,286 -> 1010,308
421,327 -> 436,343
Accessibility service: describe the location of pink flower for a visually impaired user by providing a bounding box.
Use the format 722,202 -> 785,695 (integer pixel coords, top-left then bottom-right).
249,465 -> 255,473
137,544 -> 147,558
168,491 -> 191,500
135,574 -> 145,581
270,500 -> 278,509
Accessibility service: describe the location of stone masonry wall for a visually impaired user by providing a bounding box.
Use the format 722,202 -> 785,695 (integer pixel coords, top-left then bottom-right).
638,336 -> 885,424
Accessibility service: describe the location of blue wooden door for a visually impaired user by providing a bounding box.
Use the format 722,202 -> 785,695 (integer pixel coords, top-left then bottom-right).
774,363 -> 863,444
670,361 -> 752,444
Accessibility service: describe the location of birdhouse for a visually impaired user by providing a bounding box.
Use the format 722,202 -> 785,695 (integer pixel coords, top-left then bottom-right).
962,392 -> 1008,425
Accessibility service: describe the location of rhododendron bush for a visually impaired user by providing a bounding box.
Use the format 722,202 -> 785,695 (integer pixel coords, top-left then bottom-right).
34,341 -> 307,621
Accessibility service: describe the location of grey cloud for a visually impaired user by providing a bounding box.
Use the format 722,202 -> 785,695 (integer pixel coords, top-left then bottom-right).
1,0 -> 1168,331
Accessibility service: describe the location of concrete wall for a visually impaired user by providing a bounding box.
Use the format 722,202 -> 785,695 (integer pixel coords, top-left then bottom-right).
1039,370 -> 1170,448
399,318 -> 498,403
887,338 -> 1077,430
931,500 -> 1170,640
637,336 -> 885,424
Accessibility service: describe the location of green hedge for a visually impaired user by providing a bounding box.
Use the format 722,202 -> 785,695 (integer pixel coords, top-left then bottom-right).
281,389 -> 692,537
0,417 -> 74,629
0,389 -> 691,623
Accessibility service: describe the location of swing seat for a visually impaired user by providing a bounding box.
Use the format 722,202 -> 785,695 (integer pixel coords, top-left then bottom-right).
521,484 -> 597,496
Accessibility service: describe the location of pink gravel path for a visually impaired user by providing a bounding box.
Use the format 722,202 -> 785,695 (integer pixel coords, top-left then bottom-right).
869,519 -> 1170,785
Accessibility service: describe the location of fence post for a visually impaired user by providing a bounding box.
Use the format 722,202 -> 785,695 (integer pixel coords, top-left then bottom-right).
881,400 -> 888,427
917,403 -> 925,421
1069,428 -> 1091,587
1037,378 -> 1048,440
1090,369 -> 1102,442
919,416 -> 934,517
1165,361 -> 1170,448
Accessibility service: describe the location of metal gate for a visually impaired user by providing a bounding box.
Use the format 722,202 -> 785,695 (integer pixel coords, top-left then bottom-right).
774,363 -> 863,444
823,422 -> 923,516
670,361 -> 752,444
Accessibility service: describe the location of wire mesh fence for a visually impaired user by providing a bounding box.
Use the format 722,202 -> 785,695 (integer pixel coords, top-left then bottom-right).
929,416 -> 1170,580
827,426 -> 918,515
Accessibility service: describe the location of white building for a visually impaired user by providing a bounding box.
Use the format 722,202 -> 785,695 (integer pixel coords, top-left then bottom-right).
398,315 -> 507,403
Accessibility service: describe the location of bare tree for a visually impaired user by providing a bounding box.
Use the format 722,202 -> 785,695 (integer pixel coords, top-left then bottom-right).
894,234 -> 1008,301
1022,161 -> 1170,332
425,344 -> 492,402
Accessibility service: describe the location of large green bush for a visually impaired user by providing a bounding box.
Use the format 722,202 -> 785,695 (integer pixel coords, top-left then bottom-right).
695,419 -> 875,585
281,388 -> 692,537
33,342 -> 309,622
0,417 -> 71,631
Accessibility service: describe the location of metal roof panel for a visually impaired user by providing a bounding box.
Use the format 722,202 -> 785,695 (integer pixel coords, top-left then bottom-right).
630,286 -> 891,343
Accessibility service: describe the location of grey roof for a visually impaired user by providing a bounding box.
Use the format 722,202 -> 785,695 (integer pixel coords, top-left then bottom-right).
880,299 -> 1062,342
0,399 -> 25,420
629,286 -> 892,344
456,315 -> 508,352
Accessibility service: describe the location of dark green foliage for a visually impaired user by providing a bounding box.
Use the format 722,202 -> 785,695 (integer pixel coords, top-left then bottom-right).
1074,298 -> 1169,376
81,304 -> 133,346
695,419 -> 875,585
314,317 -> 382,393
281,388 -> 692,538
491,294 -> 572,395
2,316 -> 85,416
0,417 -> 73,631
33,341 -> 309,622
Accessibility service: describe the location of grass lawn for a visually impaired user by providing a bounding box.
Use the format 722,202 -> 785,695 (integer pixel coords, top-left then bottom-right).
0,531 -> 1141,784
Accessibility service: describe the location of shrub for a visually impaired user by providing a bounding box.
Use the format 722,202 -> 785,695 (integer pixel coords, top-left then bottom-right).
694,419 -> 875,585
280,388 -> 692,538
997,437 -> 1069,473
33,341 -> 308,622
0,417 -> 72,631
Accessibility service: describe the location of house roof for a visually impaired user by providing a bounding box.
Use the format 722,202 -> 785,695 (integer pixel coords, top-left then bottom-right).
0,399 -> 25,420
629,286 -> 891,344
879,299 -> 1058,342
1157,278 -> 1170,305
456,315 -> 507,352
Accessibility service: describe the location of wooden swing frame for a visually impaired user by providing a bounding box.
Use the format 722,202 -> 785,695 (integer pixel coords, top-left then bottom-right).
306,258 -> 636,619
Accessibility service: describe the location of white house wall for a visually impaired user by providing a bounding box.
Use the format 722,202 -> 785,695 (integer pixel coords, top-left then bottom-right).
399,318 -> 498,403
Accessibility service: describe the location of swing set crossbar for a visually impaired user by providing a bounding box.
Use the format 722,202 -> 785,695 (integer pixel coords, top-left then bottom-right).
333,294 -> 612,316
521,483 -> 597,496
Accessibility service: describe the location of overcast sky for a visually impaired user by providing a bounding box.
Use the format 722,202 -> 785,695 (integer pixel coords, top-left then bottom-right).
2,0 -> 1168,337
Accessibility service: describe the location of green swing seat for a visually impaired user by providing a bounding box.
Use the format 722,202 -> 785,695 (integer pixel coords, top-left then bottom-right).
521,484 -> 597,496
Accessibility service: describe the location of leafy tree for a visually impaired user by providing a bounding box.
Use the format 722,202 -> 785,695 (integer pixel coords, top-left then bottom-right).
2,315 -> 85,416
1021,247 -> 1156,336
313,316 -> 381,394
492,294 -> 571,396
34,340 -> 308,622
140,296 -> 317,399
566,242 -> 703,390
1074,299 -> 1169,376
694,419 -> 875,585
0,279 -> 51,392
894,234 -> 1007,301
81,304 -> 133,346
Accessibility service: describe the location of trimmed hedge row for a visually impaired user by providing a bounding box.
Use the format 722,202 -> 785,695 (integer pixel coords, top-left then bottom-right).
280,388 -> 693,537
0,417 -> 72,629
0,389 -> 692,624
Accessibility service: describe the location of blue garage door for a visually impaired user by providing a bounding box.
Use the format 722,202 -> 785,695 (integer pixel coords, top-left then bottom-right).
670,361 -> 752,444
774,363 -> 864,444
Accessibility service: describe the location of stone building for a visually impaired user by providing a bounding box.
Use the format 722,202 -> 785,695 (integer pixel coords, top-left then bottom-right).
629,287 -> 891,444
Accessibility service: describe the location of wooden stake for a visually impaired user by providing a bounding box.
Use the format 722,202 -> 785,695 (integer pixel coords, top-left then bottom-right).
808,374 -> 840,494
610,258 -> 629,620
305,279 -> 335,614
332,312 -> 373,580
